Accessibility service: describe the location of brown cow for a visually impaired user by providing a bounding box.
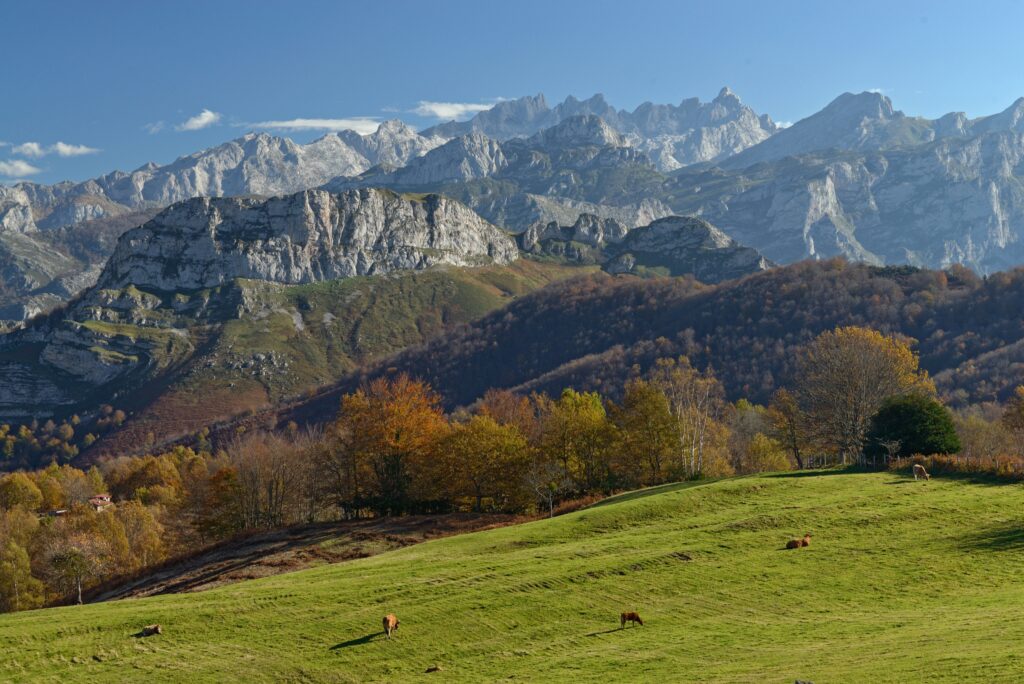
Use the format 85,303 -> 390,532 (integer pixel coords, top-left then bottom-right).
620,611 -> 644,628
786,533 -> 812,549
912,464 -> 930,481
383,613 -> 400,639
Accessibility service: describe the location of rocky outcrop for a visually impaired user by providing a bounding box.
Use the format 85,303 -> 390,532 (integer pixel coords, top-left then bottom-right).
0,187 -> 37,234
98,188 -> 518,291
603,216 -> 773,283
519,213 -> 630,253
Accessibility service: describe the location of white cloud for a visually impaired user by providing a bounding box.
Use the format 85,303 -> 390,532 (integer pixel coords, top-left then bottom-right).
0,160 -> 43,177
247,117 -> 381,135
12,142 -> 45,158
867,88 -> 889,94
413,101 -> 493,121
52,141 -> 100,157
175,109 -> 222,131
9,141 -> 101,158
143,121 -> 166,134
776,121 -> 793,129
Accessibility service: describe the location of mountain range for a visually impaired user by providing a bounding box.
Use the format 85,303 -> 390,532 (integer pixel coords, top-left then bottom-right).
7,86 -> 1024,455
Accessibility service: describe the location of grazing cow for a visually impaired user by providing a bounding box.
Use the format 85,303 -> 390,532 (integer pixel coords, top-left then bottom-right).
912,464 -> 930,481
620,611 -> 644,628
786,533 -> 812,549
383,613 -> 400,639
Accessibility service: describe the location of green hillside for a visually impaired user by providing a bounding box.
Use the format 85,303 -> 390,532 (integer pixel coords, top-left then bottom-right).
2,471 -> 1023,682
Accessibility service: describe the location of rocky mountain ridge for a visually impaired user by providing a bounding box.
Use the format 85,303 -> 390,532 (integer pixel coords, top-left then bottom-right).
0,189 -> 520,424
422,88 -> 778,170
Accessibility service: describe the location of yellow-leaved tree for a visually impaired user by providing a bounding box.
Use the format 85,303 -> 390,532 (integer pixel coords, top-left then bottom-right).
794,326 -> 935,464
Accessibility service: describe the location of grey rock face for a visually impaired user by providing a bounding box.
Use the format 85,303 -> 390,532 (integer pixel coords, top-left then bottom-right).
0,187 -> 37,234
338,119 -> 446,167
529,115 -> 625,149
604,216 -> 773,283
336,133 -> 508,188
519,213 -> 630,252
98,188 -> 518,291
671,130 -> 1024,272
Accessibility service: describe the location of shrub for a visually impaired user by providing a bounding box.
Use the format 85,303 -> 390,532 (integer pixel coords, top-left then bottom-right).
865,395 -> 961,461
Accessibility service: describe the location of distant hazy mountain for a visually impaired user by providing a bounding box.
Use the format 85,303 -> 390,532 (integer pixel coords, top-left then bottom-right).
723,91 -> 1024,169
16,122 -> 444,229
422,88 -> 778,170
668,128 -> 1024,272
328,115 -> 674,232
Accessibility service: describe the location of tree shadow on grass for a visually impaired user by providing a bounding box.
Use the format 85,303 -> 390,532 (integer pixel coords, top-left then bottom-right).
765,469 -> 853,479
331,633 -> 381,649
962,525 -> 1024,552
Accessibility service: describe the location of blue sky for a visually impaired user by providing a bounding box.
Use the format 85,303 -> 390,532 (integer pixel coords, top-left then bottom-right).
4,0 -> 1024,184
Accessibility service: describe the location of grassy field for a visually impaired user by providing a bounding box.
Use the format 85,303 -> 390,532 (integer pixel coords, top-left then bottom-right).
2,471 -> 1023,682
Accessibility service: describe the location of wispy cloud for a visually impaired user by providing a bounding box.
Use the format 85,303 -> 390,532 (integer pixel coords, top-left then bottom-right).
776,121 -> 793,129
9,141 -> 100,158
143,121 -> 166,134
246,117 -> 382,135
0,160 -> 43,177
413,101 -> 493,121
12,142 -> 45,158
51,142 -> 101,157
867,88 -> 889,94
175,109 -> 222,131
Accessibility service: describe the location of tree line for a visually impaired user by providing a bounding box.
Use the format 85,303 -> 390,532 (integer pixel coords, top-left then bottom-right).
5,325 -> 1024,613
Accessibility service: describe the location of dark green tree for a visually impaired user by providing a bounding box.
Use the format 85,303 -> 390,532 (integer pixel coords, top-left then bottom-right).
865,395 -> 961,462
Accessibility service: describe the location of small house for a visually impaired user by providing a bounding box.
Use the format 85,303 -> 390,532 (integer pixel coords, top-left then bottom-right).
89,494 -> 114,512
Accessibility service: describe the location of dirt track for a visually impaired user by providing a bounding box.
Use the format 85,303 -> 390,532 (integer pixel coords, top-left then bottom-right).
88,513 -> 522,603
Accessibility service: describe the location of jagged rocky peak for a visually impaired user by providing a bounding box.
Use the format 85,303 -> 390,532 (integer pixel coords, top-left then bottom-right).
605,215 -> 773,283
338,119 -> 445,167
823,91 -> 897,123
325,132 -> 508,190
721,90 -> 915,169
531,115 -> 625,148
97,188 -> 518,292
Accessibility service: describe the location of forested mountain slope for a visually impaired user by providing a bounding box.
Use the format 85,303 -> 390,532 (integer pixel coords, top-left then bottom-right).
284,260 -> 1024,425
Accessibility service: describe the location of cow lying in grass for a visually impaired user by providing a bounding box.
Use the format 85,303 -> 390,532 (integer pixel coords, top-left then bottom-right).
912,463 -> 930,481
383,613 -> 400,639
786,533 -> 812,549
135,624 -> 162,637
620,611 -> 643,628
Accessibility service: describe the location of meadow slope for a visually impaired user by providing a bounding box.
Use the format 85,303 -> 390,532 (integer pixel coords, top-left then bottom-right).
2,472 -> 1023,682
